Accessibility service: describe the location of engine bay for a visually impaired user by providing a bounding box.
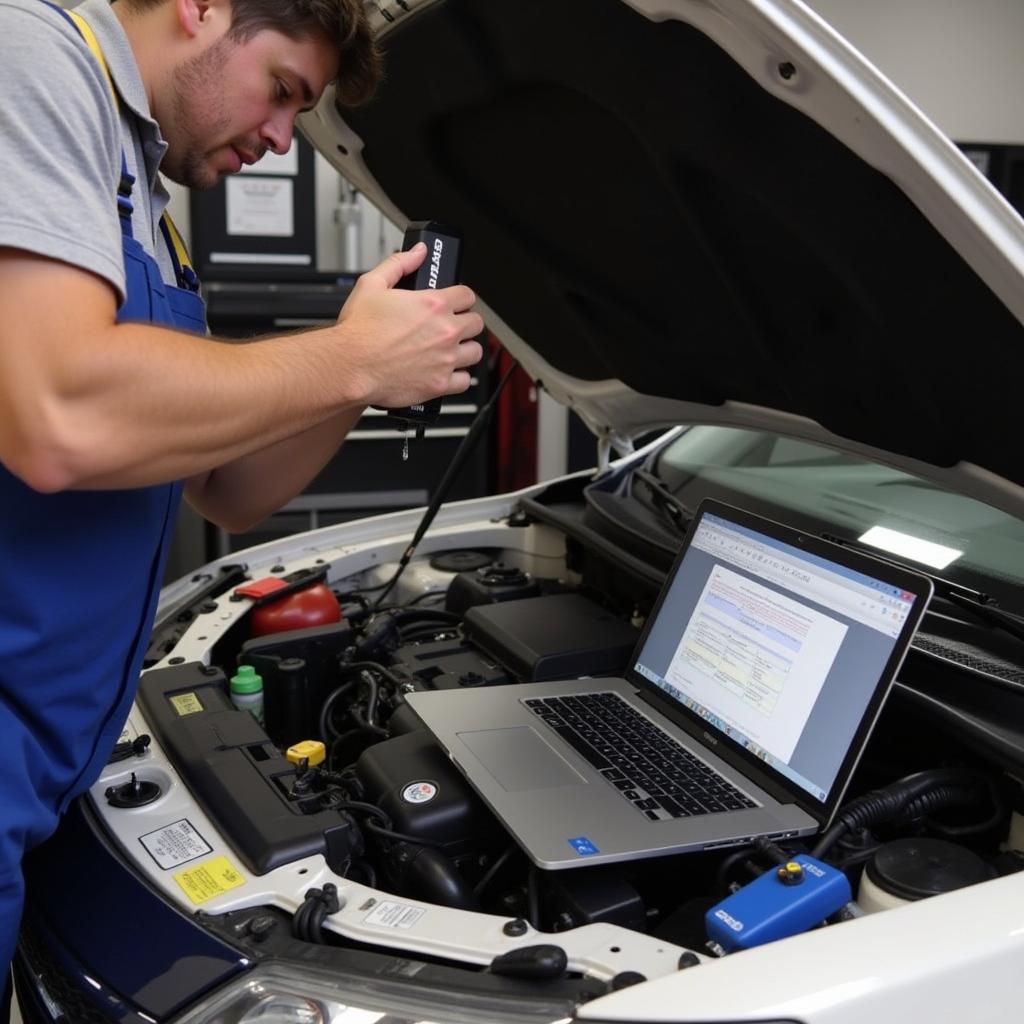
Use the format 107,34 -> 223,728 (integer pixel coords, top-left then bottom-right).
98,488 -> 1024,990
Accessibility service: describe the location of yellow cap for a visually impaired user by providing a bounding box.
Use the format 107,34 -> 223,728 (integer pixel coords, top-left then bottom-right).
776,861 -> 805,885
286,740 -> 326,767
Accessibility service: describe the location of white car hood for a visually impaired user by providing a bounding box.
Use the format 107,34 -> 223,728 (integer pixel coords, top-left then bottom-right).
300,0 -> 1024,519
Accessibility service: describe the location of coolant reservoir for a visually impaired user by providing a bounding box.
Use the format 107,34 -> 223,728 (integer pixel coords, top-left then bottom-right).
857,837 -> 994,913
251,584 -> 342,637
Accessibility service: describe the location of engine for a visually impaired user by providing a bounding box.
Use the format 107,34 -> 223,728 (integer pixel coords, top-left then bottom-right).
134,545 -> 1023,959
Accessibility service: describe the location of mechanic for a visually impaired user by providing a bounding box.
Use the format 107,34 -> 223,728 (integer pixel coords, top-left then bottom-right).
0,0 -> 484,1004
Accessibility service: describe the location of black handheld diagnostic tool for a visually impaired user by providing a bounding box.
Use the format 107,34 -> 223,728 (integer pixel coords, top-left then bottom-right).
375,221 -> 463,458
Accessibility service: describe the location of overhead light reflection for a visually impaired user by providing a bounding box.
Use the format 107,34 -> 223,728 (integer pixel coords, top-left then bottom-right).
859,525 -> 962,570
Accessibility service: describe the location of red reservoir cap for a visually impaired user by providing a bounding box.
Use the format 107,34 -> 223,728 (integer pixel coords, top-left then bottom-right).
250,583 -> 342,637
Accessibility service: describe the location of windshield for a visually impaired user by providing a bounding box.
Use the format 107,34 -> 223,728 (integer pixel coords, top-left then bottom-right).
652,426 -> 1024,615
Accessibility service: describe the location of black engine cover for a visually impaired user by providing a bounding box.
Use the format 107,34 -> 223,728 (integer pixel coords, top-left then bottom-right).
355,730 -> 501,856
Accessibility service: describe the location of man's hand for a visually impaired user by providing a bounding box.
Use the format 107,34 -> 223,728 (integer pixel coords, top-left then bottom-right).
333,243 -> 484,408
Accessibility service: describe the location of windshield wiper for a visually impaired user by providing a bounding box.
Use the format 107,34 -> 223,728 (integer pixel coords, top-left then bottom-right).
822,533 -> 1024,645
631,468 -> 696,534
941,591 -> 1024,645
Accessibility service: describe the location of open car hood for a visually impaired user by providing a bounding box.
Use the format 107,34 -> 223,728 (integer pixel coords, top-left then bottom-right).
300,0 -> 1024,518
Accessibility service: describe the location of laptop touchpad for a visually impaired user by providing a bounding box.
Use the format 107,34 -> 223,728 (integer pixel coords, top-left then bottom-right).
456,727 -> 588,791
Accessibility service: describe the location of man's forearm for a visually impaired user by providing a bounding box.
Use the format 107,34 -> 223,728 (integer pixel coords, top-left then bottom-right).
185,406 -> 365,533
0,257 -> 360,490
0,247 -> 483,494
66,325 -> 363,489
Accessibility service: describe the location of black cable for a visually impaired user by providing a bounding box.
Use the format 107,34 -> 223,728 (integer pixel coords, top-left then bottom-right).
361,671 -> 380,726
326,800 -> 445,849
714,836 -> 802,894
291,897 -> 312,941
401,625 -> 461,637
363,817 -> 445,849
830,841 -> 885,873
714,847 -> 762,894
351,708 -> 387,737
907,778 -> 1005,838
398,625 -> 459,641
331,798 -> 390,822
318,679 -> 358,743
302,899 -> 319,945
335,659 -> 409,689
371,359 -> 520,610
349,859 -> 377,887
753,837 -> 791,864
292,884 -> 341,944
319,660 -> 409,742
812,767 -> 982,858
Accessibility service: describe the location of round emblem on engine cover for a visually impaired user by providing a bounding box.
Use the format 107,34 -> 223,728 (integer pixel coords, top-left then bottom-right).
402,781 -> 438,804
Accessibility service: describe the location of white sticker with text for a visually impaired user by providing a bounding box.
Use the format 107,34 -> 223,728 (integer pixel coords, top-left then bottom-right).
140,819 -> 212,870
363,901 -> 426,930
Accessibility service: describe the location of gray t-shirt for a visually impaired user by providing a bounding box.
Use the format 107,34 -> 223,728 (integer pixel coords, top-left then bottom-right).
0,0 -> 176,303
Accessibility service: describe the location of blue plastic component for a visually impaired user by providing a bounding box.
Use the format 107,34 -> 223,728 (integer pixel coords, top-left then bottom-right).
705,854 -> 851,952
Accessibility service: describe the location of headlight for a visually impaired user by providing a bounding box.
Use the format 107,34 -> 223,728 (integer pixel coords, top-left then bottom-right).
173,962 -> 575,1024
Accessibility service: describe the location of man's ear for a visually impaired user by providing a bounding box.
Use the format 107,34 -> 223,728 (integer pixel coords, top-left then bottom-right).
174,0 -> 225,40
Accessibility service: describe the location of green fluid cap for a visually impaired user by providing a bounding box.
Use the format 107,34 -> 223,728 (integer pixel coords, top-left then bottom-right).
230,664 -> 263,694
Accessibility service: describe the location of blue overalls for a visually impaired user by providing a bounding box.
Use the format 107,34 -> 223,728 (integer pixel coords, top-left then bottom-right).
0,4 -> 207,974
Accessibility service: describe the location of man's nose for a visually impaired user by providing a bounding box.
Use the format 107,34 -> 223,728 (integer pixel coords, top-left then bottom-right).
260,113 -> 295,155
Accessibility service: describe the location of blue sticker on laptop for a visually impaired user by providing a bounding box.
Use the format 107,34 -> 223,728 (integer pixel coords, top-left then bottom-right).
568,836 -> 599,856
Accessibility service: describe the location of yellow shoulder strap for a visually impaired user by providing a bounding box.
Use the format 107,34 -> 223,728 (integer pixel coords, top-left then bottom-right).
161,211 -> 196,275
67,10 -> 197,280
67,10 -> 118,110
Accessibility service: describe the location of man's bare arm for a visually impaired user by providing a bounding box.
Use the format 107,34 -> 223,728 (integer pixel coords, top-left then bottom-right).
185,406 -> 364,532
0,246 -> 483,493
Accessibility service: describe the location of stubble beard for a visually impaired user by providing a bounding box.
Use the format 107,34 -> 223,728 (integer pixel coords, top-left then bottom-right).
164,36 -> 236,190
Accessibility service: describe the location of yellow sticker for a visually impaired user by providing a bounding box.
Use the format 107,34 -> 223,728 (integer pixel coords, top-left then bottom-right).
174,856 -> 246,905
169,692 -> 204,716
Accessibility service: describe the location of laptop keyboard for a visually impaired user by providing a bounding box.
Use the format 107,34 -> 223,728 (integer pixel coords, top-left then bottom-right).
524,692 -> 757,821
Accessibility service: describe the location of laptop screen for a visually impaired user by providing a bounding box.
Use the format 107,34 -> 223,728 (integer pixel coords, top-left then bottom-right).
631,504 -> 930,810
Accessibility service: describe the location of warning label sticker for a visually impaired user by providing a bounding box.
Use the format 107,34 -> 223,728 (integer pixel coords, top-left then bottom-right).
140,819 -> 212,870
174,856 -> 246,905
170,692 -> 204,716
363,901 -> 426,930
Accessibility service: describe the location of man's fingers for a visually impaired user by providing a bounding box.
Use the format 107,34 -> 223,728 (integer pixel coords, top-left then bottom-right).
438,284 -> 478,313
454,338 -> 484,370
454,311 -> 485,345
444,368 -> 475,395
368,242 -> 428,290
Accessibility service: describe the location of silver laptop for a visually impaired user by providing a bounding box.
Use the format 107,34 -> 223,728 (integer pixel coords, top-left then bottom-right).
406,499 -> 932,869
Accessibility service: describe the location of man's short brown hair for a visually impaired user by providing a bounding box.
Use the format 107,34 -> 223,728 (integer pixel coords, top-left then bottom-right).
125,0 -> 382,106
225,0 -> 381,107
